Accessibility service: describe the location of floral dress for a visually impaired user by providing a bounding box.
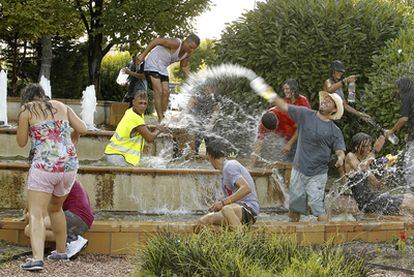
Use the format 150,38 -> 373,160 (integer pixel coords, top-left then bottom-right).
29,120 -> 78,172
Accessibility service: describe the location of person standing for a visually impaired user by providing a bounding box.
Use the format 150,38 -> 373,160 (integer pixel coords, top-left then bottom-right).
323,60 -> 370,121
251,79 -> 311,165
16,84 -> 87,271
137,34 -> 200,122
121,54 -> 147,103
269,88 -> 346,222
385,77 -> 414,192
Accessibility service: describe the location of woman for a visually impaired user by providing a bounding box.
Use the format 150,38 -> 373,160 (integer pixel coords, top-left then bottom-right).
344,132 -> 414,215
323,60 -> 370,121
16,84 -> 87,271
104,90 -> 166,166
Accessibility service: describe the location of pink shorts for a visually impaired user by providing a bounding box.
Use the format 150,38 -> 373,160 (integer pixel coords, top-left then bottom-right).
27,167 -> 77,197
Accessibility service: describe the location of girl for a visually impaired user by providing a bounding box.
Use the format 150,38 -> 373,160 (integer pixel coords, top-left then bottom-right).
17,84 -> 87,271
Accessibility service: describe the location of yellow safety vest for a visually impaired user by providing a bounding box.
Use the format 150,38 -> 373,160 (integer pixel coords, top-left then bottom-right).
105,108 -> 145,166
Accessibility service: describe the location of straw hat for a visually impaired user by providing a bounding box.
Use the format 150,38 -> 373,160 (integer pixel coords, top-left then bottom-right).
319,91 -> 344,120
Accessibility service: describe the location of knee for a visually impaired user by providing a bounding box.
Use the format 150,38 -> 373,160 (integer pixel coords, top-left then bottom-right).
48,203 -> 62,214
221,205 -> 233,217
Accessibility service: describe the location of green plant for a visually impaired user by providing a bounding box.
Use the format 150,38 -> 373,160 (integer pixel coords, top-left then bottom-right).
136,229 -> 369,276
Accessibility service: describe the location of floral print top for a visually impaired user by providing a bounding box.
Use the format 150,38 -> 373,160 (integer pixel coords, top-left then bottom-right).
29,120 -> 78,172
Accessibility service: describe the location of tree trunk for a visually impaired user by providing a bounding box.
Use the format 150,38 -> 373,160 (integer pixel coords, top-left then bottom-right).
38,37 -> 53,80
87,34 -> 103,99
11,35 -> 18,96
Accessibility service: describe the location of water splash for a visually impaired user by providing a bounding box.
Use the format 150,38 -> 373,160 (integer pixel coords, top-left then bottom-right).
81,85 -> 97,130
39,75 -> 51,98
0,70 -> 8,126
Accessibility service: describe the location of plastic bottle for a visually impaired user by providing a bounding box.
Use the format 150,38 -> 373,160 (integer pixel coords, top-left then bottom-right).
250,77 -> 278,103
348,81 -> 356,103
382,129 -> 399,145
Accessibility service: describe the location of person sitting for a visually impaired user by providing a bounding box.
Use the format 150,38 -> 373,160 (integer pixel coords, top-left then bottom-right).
24,180 -> 93,259
251,79 -> 310,165
344,132 -> 414,215
104,90 -> 167,166
197,139 -> 260,229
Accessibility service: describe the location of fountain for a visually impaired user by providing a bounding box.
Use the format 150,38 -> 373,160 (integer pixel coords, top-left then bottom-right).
0,70 -> 8,126
39,75 -> 51,99
81,85 -> 97,130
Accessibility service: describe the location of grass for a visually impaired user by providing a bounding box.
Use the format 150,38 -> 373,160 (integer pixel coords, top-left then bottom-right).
134,229 -> 370,276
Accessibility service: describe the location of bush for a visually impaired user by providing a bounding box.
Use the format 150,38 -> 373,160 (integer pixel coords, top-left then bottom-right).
364,29 -> 414,149
100,51 -> 131,101
137,230 -> 369,276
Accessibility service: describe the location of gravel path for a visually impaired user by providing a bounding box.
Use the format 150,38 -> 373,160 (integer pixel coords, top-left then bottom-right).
0,254 -> 135,277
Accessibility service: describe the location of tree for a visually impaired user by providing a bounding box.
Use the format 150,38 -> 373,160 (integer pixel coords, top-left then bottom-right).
73,0 -> 211,99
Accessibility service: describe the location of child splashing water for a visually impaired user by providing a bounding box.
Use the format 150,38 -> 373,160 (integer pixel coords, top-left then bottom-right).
16,84 -> 87,271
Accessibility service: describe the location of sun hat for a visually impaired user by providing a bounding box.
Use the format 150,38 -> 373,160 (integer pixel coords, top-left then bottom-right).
319,91 -> 344,120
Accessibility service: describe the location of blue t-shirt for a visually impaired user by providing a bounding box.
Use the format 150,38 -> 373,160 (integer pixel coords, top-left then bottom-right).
288,105 -> 345,176
221,160 -> 260,215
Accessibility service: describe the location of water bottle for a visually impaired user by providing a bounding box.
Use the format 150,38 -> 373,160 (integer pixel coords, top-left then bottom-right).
382,129 -> 399,145
347,81 -> 356,103
250,77 -> 278,103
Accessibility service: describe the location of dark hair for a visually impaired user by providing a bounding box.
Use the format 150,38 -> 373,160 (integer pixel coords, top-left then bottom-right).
206,138 -> 228,159
350,132 -> 372,153
261,112 -> 278,130
185,34 -> 201,47
329,60 -> 346,80
20,83 -> 55,119
129,90 -> 148,108
282,79 -> 300,97
396,77 -> 414,96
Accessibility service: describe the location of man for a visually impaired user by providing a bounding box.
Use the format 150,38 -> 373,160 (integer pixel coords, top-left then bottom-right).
270,88 -> 346,222
197,139 -> 260,228
137,34 -> 200,122
385,77 -> 414,192
24,180 -> 94,259
251,79 -> 310,165
121,54 -> 147,103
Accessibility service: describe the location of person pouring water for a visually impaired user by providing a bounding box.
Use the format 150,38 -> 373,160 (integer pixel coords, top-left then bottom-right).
323,60 -> 371,121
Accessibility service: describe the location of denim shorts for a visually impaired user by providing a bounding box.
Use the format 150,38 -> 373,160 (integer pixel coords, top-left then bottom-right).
65,210 -> 89,243
289,168 -> 328,216
27,168 -> 77,197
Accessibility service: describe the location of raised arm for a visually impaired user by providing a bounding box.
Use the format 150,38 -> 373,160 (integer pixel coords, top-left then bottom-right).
137,38 -> 180,62
180,57 -> 191,79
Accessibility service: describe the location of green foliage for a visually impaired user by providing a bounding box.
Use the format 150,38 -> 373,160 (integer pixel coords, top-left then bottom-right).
100,51 -> 131,102
170,39 -> 218,83
137,230 -> 369,276
364,29 -> 414,147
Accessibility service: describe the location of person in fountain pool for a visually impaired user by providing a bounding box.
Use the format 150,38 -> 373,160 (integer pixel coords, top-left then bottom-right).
345,132 -> 414,215
197,139 -> 260,228
104,90 -> 167,166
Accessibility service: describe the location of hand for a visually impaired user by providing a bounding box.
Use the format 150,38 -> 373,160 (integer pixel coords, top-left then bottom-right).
208,201 -> 224,212
373,135 -> 385,153
155,124 -> 169,133
282,143 -> 292,155
335,156 -> 344,168
345,75 -> 357,83
384,129 -> 393,139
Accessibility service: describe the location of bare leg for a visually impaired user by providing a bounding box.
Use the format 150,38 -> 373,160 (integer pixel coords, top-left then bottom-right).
400,193 -> 414,215
27,191 -> 52,260
221,204 -> 243,227
150,76 -> 163,122
161,81 -> 170,116
48,194 -> 68,254
317,214 -> 328,222
288,210 -> 300,222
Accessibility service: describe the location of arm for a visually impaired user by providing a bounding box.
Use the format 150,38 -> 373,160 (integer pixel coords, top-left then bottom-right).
271,94 -> 288,113
343,102 -> 370,120
137,38 -> 180,61
388,117 -> 408,135
323,76 -> 357,93
345,153 -> 382,187
335,150 -> 345,168
123,68 -> 145,79
283,128 -> 298,155
180,57 -> 191,79
16,108 -> 30,147
135,125 -> 162,143
208,176 -> 252,212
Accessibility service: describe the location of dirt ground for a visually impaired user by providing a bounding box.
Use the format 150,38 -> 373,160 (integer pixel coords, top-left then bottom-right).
0,254 -> 135,277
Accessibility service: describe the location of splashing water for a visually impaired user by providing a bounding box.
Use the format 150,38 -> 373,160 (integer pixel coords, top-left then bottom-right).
81,85 -> 97,130
0,70 -> 8,126
39,75 -> 51,99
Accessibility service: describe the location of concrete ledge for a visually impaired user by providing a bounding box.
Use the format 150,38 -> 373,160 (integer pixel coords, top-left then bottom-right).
1,218 -> 412,254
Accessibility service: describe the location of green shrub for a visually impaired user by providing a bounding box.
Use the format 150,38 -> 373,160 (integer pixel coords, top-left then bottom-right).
364,29 -> 414,149
136,230 -> 369,276
100,51 -> 131,101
